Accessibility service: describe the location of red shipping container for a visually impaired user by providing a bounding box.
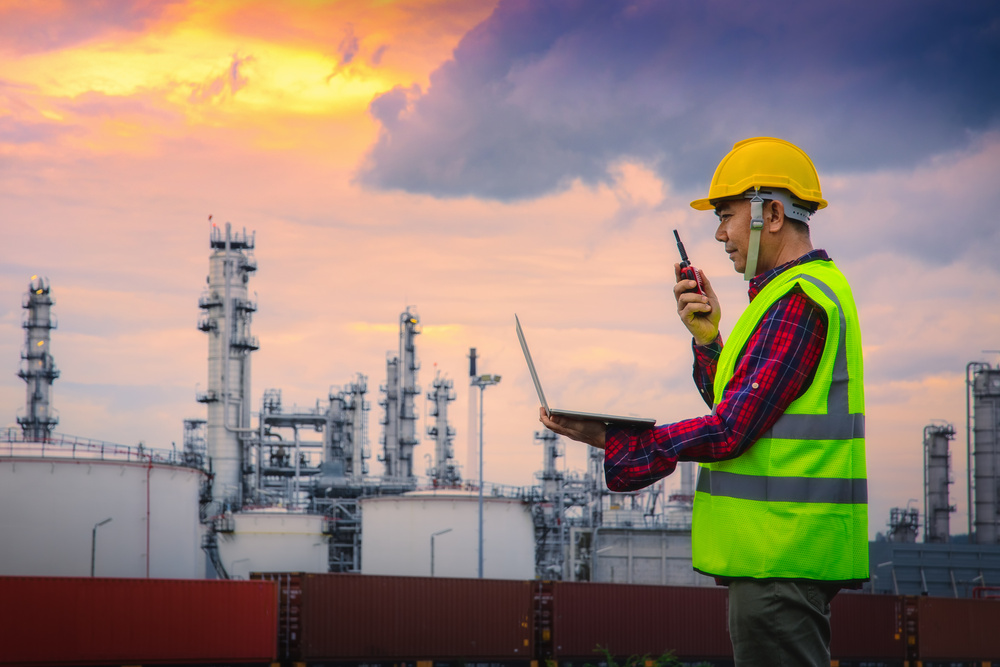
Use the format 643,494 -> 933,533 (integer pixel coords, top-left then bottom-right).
0,576 -> 277,665
916,596 -> 1000,661
548,582 -> 733,660
257,572 -> 534,660
829,593 -> 905,661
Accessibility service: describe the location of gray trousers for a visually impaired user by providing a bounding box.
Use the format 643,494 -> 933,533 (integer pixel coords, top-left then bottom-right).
728,579 -> 837,667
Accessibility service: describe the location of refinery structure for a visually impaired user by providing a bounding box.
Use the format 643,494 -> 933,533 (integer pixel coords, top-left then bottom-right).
2,224 -> 1000,592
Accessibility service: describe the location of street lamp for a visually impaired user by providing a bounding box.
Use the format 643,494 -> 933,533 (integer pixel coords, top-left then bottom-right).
875,560 -> 896,595
430,528 -> 452,577
472,372 -> 501,579
90,517 -> 112,577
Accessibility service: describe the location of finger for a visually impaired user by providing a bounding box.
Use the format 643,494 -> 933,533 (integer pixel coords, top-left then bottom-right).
699,269 -> 717,299
673,279 -> 701,301
677,291 -> 710,312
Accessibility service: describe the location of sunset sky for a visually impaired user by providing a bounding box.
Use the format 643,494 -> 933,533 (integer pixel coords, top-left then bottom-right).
1,0 -> 998,539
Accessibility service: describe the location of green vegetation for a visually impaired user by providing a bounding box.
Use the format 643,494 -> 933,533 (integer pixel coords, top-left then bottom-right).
586,644 -> 712,667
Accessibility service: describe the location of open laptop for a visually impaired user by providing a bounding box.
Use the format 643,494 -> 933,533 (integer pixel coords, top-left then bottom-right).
515,314 -> 656,427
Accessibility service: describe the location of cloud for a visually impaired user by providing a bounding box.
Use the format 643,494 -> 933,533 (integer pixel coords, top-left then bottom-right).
820,132 -> 1000,267
0,115 -> 80,145
358,0 -> 1000,201
0,0 -> 185,55
189,53 -> 255,104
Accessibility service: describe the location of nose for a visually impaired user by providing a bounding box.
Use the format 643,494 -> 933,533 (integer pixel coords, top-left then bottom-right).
714,220 -> 726,243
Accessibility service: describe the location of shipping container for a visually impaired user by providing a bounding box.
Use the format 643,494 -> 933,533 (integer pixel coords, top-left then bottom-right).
545,581 -> 732,661
257,572 -> 534,660
829,593 -> 905,662
915,595 -> 1000,661
0,576 -> 277,666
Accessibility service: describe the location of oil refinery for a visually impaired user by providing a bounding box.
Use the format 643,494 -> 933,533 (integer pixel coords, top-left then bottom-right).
2,223 -> 999,593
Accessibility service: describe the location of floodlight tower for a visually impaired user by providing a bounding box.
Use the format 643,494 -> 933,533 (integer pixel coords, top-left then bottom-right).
17,276 -> 60,441
197,222 -> 258,508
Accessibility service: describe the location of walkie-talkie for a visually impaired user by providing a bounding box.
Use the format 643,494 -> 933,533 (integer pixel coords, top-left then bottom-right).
673,229 -> 705,296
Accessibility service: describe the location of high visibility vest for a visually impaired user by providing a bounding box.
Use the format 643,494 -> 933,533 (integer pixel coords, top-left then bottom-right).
691,259 -> 868,582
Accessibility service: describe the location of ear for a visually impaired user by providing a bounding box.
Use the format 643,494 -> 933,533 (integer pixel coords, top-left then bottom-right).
766,199 -> 785,232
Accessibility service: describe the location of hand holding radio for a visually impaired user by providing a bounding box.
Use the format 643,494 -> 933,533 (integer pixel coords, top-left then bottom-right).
673,229 -> 705,295
672,230 -> 721,346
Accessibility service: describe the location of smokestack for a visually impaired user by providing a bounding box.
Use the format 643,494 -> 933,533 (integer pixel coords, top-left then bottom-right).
467,347 -> 479,481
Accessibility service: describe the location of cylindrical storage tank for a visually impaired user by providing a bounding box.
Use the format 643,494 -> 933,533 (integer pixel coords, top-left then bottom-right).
218,510 -> 328,579
361,490 -> 534,579
973,368 -> 1000,544
0,444 -> 205,578
924,423 -> 955,543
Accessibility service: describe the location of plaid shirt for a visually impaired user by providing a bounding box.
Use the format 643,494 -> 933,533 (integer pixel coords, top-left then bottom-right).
604,250 -> 831,492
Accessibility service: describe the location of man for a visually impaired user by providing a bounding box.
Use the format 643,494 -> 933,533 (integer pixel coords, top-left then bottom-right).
540,137 -> 867,667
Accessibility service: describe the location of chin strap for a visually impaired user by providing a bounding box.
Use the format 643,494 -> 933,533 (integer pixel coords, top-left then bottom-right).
744,187 -> 764,281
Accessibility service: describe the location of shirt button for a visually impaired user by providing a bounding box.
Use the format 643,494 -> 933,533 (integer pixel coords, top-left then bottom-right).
751,382 -> 759,389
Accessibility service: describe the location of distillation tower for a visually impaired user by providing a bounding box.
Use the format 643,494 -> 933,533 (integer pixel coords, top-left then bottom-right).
380,309 -> 421,482
968,363 -> 1000,544
328,375 -> 370,483
17,276 -> 59,440
197,223 -> 258,509
923,423 -> 956,543
426,372 -> 461,486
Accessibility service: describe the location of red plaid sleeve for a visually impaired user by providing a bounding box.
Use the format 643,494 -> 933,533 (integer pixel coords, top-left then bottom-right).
604,287 -> 828,492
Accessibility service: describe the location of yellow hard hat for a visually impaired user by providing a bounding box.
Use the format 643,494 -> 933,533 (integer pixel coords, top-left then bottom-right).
690,137 -> 827,212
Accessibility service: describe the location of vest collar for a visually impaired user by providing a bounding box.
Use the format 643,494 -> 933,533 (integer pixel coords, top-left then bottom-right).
748,249 -> 832,301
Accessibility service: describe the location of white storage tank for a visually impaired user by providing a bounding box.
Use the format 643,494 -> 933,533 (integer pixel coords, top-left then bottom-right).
0,436 -> 205,578
217,510 -> 329,579
360,490 -> 534,579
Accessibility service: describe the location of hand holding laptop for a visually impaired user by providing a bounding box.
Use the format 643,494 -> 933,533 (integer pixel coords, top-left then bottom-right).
538,406 -> 609,449
515,314 -> 656,436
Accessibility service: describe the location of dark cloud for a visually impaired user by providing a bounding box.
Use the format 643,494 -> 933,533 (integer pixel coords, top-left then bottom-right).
0,0 -> 185,55
357,0 -> 1000,201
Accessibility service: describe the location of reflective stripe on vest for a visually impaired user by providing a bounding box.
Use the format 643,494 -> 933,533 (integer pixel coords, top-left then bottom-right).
691,260 -> 868,582
697,468 -> 868,504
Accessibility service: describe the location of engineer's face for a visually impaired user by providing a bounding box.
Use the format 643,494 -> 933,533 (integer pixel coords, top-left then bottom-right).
713,200 -> 752,274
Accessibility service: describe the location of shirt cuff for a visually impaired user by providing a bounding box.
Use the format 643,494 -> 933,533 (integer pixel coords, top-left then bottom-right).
693,335 -> 722,360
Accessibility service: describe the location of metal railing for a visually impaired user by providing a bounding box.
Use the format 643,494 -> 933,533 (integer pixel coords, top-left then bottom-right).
0,428 -> 197,468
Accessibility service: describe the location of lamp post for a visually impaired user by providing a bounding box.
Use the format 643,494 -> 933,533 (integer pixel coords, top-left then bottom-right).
90,517 -> 112,577
430,528 -> 452,577
875,560 -> 896,595
472,372 -> 501,579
